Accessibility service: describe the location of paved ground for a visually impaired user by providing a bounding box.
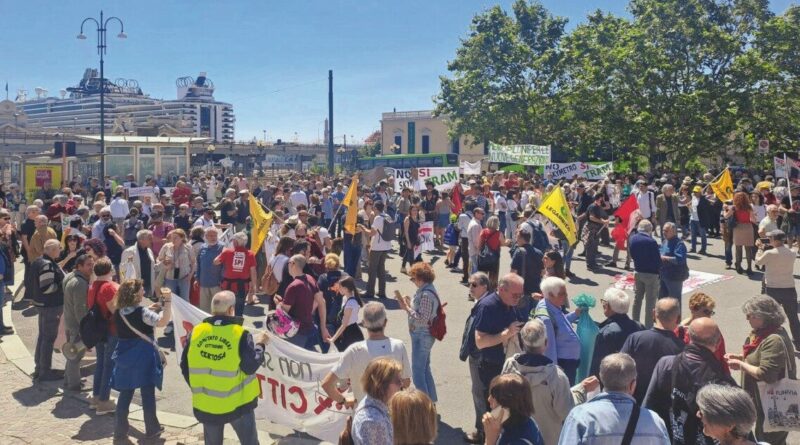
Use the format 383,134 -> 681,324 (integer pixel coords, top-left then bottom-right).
4,232 -> 800,444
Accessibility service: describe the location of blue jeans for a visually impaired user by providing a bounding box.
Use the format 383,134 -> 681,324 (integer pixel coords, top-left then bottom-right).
203,409 -> 259,445
286,328 -> 321,352
469,254 -> 478,275
561,240 -> 574,271
164,277 -> 191,301
343,237 -> 361,278
690,220 -> 707,251
659,278 -> 684,301
410,329 -> 437,402
115,385 -> 160,438
93,335 -> 118,401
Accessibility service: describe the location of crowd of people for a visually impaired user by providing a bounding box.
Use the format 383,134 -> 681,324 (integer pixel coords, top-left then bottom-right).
0,165 -> 797,445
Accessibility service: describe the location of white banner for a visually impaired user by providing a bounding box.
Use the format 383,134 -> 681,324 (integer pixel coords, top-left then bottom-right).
171,298 -> 348,444
419,221 -> 435,252
218,226 -> 235,248
774,156 -> 800,181
126,186 -> 157,197
544,162 -> 613,180
389,167 -> 459,192
460,160 -> 482,175
488,143 -> 551,166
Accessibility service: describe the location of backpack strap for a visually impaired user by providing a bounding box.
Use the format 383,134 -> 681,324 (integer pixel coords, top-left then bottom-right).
621,401 -> 641,445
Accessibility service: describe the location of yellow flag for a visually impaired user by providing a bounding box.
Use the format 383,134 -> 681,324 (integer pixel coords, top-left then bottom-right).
343,175 -> 359,235
537,186 -> 578,246
249,193 -> 273,253
709,168 -> 734,202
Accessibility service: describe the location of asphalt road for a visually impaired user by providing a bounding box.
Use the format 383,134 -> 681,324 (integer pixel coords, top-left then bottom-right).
12,233 -> 800,444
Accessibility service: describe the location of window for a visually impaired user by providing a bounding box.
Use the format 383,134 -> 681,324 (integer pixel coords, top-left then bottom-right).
452,138 -> 460,154
160,147 -> 185,156
139,147 -> 156,155
422,135 -> 430,154
407,122 -> 416,154
394,135 -> 402,153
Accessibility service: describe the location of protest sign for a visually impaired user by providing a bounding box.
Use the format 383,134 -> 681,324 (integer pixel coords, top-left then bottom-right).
419,221 -> 435,251
544,162 -> 613,180
389,167 -> 459,191
127,186 -> 156,197
613,270 -> 733,295
460,160 -> 482,175
774,157 -> 800,183
488,143 -> 550,166
171,298 -> 348,443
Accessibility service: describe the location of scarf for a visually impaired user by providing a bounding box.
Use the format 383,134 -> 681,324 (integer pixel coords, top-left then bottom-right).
743,326 -> 780,358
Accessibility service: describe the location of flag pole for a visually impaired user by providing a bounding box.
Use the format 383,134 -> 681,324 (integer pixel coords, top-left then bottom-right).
785,153 -> 793,207
702,166 -> 728,193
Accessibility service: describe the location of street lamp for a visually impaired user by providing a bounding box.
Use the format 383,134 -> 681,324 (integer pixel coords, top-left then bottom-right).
207,144 -> 215,171
77,10 -> 126,181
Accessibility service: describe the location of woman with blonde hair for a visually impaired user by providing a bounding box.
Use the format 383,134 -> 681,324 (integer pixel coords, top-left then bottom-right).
724,191 -> 756,274
351,357 -> 404,445
389,389 -> 437,445
111,279 -> 172,441
156,228 -> 195,302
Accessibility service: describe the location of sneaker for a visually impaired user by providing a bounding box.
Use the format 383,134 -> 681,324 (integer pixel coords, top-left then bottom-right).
145,426 -> 165,439
89,396 -> 99,409
400,267 -> 407,275
95,399 -> 117,415
0,326 -> 14,336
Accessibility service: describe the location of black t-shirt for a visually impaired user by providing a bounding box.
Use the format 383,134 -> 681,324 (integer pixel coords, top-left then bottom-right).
587,202 -> 607,227
138,244 -> 152,292
174,214 -> 191,232
20,219 -> 36,261
510,244 -> 543,294
103,226 -> 123,265
115,306 -> 154,339
220,200 -> 236,225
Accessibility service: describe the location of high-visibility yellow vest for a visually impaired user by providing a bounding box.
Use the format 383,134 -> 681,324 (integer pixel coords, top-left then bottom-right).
187,321 -> 260,415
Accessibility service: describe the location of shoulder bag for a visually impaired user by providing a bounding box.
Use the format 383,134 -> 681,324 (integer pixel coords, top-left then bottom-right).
757,334 -> 800,432
120,310 -> 167,366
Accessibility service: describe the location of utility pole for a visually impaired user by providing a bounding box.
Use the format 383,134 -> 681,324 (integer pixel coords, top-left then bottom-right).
327,70 -> 334,176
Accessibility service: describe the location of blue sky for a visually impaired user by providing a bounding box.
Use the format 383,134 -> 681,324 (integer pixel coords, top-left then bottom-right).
2,0 -> 795,144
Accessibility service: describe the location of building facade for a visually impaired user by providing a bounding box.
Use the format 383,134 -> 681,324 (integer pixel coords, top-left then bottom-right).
380,110 -> 485,162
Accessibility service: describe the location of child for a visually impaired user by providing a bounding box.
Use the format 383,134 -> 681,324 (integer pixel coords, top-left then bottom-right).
609,215 -> 629,269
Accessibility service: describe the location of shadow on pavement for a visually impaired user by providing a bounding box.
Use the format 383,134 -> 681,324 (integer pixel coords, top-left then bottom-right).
12,382 -> 60,407
436,418 -> 467,444
72,414 -> 116,442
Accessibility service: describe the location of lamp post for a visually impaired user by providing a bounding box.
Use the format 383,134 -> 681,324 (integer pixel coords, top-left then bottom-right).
207,144 -> 215,172
77,10 -> 126,182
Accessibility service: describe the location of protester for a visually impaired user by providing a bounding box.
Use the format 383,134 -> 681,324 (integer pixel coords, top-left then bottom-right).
30,239 -> 64,383
755,229 -> 800,348
112,279 -> 172,441
629,219 -> 661,327
195,227 -> 224,313
351,357 -> 404,445
180,291 -> 267,445
676,292 -> 730,374
533,276 -> 581,384
695,384 -> 759,445
620,297 -> 684,404
582,193 -> 608,270
61,254 -> 93,391
213,231 -> 257,315
157,228 -> 196,302
509,228 -> 543,312
321,302 -> 411,407
467,207 -> 485,275
689,185 -> 712,254
396,262 -> 440,403
589,288 -> 644,376
727,191 -> 757,274
659,222 -> 688,300
327,276 -> 364,351
389,389 -> 438,445
482,373 -> 545,445
275,254 -> 329,350
479,215 -> 505,288
365,201 -> 393,299
725,295 -> 796,445
401,204 -> 422,273
644,317 -> 736,443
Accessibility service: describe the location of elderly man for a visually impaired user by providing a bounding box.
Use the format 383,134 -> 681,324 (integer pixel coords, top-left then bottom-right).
196,227 -> 224,313
689,185 -> 712,254
589,288 -> 644,376
655,183 -> 679,238
275,255 -> 329,350
559,353 -> 670,444
644,318 -> 736,444
503,319 -> 599,445
634,179 -> 657,222
120,230 -> 157,299
234,190 -> 251,232
466,273 -> 525,444
467,207 -> 485,275
533,276 -> 581,384
62,254 -> 94,390
620,297 -> 684,404
29,214 -> 58,262
31,239 -> 65,382
321,302 -> 411,408
180,291 -> 267,445
758,204 -> 780,238
756,230 -> 800,349
629,219 -> 662,326
91,206 -> 113,241
659,222 -> 688,300
214,232 -> 257,316
458,272 -> 492,443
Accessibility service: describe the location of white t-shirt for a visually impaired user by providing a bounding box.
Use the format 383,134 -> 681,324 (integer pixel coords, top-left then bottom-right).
370,214 -> 393,251
331,337 -> 412,402
289,190 -> 308,210
341,297 -> 360,326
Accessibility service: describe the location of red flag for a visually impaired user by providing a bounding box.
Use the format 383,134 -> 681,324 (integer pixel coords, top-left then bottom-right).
613,194 -> 639,229
451,182 -> 463,215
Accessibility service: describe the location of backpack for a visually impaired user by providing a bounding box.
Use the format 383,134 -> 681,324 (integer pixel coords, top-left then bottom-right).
524,220 -> 551,253
79,282 -> 110,349
377,213 -> 397,242
477,231 -> 500,272
427,289 -> 447,341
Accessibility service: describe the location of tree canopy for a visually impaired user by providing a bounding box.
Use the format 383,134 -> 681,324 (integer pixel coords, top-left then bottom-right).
435,0 -> 800,168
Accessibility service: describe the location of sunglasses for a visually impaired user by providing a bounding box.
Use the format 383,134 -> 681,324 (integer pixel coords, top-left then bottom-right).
469,282 -> 480,288
101,214 -> 111,218
702,309 -> 715,316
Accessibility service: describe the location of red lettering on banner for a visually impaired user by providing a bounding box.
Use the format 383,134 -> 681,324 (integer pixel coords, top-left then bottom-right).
267,377 -> 280,404
255,373 -> 266,399
288,386 -> 307,414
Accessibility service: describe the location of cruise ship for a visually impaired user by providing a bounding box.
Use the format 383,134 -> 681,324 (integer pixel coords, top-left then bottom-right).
15,69 -> 234,142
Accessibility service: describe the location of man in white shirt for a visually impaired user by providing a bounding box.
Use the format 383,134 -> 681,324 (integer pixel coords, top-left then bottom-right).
289,184 -> 308,212
109,192 -> 130,225
321,302 -> 411,407
366,201 -> 393,299
457,203 -> 474,283
634,180 -> 656,221
468,207 -> 485,274
193,208 -> 216,228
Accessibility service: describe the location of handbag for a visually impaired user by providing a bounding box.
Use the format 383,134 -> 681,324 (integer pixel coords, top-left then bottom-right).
756,335 -> 800,432
119,310 -> 167,366
477,231 -> 500,272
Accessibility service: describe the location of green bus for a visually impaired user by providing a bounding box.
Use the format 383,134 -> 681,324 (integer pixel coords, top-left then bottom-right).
357,153 -> 459,170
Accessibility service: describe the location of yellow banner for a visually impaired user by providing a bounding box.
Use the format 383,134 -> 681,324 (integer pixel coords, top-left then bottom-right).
343,175 -> 359,235
249,194 -> 273,253
709,168 -> 734,202
537,186 -> 577,246
24,164 -> 62,204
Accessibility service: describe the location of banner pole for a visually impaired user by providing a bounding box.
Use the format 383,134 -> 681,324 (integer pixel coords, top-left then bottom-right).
702,167 -> 727,193
786,153 -> 793,207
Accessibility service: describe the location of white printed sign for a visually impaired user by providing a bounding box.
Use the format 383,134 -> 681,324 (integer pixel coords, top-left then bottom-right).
419,221 -> 435,252
171,298 -> 348,444
488,143 -> 551,166
460,160 -> 482,175
544,162 -> 613,180
127,186 -> 157,197
389,167 -> 459,192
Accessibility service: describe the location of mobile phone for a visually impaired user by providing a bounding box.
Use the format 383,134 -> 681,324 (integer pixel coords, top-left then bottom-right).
490,406 -> 510,423
393,290 -> 403,300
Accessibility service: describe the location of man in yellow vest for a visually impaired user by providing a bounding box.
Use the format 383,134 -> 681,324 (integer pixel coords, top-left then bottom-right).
180,290 -> 268,445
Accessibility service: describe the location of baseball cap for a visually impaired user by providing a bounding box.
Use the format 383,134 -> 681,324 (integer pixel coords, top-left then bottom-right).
692,186 -> 702,193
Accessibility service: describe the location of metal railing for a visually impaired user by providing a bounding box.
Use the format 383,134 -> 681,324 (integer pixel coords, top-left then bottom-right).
381,110 -> 435,120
